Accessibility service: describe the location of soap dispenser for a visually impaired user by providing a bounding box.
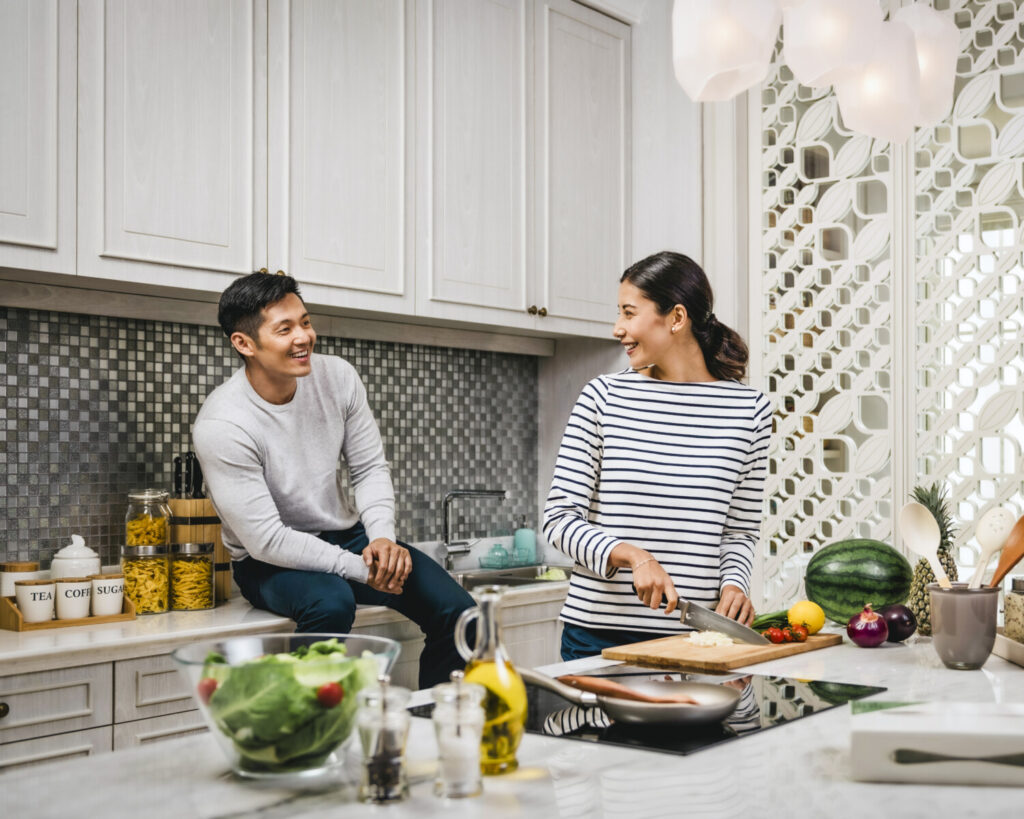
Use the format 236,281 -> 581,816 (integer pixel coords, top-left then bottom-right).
512,515 -> 536,566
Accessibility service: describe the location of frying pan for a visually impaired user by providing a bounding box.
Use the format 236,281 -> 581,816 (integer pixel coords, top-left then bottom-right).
519,668 -> 740,726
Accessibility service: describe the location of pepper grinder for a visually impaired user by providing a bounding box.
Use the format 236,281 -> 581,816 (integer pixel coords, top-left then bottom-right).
357,674 -> 411,803
431,670 -> 485,798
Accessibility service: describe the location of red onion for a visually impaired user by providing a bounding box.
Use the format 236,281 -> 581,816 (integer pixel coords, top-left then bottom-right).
877,604 -> 917,643
847,604 -> 888,648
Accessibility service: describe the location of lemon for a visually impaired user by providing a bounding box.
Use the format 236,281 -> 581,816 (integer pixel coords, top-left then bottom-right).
788,600 -> 825,634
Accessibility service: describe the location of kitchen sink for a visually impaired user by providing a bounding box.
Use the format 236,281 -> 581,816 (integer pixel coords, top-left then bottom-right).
451,564 -> 571,590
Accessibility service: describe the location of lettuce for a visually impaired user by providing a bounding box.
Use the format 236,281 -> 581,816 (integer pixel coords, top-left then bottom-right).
203,640 -> 379,771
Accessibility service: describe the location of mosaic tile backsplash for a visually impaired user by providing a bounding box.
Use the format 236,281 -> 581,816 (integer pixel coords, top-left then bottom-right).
0,306 -> 538,568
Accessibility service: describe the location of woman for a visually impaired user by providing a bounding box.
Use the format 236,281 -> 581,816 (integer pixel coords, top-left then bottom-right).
543,251 -> 773,660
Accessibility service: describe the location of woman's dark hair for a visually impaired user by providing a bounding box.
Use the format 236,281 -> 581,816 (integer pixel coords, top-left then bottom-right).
218,271 -> 304,342
620,251 -> 748,382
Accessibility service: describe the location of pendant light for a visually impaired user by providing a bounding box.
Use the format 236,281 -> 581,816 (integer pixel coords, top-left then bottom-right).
782,0 -> 885,88
671,0 -> 782,102
894,3 -> 961,127
834,21 -> 921,143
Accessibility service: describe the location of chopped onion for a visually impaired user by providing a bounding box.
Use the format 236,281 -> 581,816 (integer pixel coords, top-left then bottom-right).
687,631 -> 735,647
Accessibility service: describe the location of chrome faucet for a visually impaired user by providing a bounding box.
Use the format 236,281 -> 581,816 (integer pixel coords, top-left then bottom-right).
441,488 -> 509,571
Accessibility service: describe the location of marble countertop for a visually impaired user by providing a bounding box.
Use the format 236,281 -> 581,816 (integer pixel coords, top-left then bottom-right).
4,635 -> 1022,817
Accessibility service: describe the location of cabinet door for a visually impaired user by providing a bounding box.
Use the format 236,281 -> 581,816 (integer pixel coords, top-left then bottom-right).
77,0 -> 261,292
415,0 -> 534,328
0,664 -> 112,744
534,0 -> 630,330
0,726 -> 112,772
113,710 -> 206,749
113,654 -> 196,722
269,0 -> 414,313
0,0 -> 75,274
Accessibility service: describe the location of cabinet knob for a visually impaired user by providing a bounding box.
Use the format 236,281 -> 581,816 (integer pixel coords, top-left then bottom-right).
527,305 -> 538,315
258,267 -> 268,274
538,307 -> 548,317
275,270 -> 286,276
0,701 -> 8,719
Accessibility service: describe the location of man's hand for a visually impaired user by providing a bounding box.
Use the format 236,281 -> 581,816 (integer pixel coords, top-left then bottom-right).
363,538 -> 412,593
715,585 -> 754,626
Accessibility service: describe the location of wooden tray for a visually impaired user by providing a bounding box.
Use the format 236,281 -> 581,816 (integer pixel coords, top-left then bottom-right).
602,632 -> 843,672
0,595 -> 136,632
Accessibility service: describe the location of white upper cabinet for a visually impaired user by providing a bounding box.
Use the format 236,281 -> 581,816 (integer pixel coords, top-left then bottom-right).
77,0 -> 259,292
269,0 -> 414,312
0,0 -> 75,275
415,0 -> 532,329
534,0 -> 629,331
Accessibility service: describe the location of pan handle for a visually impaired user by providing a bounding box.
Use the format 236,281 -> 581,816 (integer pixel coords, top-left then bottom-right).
519,667 -> 599,708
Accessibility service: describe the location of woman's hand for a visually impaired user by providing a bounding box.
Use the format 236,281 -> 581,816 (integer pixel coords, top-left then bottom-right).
715,585 -> 754,626
609,543 -> 679,615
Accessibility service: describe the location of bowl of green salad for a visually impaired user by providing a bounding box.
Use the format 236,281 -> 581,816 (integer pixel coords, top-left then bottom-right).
172,633 -> 399,778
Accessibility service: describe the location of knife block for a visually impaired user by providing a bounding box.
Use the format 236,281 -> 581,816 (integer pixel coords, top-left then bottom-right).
169,499 -> 231,602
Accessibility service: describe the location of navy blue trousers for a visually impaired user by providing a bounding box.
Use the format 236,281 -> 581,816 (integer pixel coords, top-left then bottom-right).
232,523 -> 474,688
560,622 -> 670,661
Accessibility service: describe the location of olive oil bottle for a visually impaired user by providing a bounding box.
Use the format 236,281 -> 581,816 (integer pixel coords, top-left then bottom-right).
454,585 -> 527,774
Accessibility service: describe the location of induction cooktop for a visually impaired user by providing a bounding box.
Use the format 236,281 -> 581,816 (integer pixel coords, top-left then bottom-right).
410,666 -> 885,757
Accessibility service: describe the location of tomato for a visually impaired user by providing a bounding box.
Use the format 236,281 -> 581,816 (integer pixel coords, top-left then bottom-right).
791,624 -> 809,643
781,627 -> 793,643
196,677 -> 219,704
765,627 -> 785,644
316,681 -> 343,708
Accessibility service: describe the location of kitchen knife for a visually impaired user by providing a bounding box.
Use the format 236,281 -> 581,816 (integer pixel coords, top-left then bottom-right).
678,599 -> 770,645
183,452 -> 195,498
191,457 -> 204,499
173,455 -> 183,498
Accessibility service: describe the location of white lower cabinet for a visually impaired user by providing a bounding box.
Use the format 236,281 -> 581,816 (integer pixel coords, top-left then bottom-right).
0,653 -> 202,773
113,711 -> 207,750
0,726 -> 112,772
114,654 -> 195,722
0,664 -> 113,745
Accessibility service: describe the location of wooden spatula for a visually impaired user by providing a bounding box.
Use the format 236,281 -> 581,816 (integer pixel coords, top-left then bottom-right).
988,514 -> 1024,588
556,674 -> 698,704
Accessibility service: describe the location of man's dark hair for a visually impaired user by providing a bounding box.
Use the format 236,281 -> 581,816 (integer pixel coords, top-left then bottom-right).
218,272 -> 304,342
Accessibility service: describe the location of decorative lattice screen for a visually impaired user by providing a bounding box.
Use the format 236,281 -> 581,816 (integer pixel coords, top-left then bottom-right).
756,0 -> 1024,609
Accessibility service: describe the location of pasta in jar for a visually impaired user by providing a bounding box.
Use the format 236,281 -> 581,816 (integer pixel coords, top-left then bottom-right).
125,490 -> 172,546
121,545 -> 170,614
171,543 -> 215,611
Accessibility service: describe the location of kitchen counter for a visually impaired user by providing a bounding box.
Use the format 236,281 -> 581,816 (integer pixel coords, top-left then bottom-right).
4,635 -> 1021,816
0,580 -> 571,676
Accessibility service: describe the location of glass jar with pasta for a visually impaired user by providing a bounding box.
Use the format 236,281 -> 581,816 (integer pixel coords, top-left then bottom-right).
170,542 -> 215,611
125,489 -> 172,547
121,544 -> 170,614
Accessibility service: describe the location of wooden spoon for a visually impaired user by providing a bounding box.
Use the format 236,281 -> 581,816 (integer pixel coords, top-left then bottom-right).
556,675 -> 698,705
988,514 -> 1024,589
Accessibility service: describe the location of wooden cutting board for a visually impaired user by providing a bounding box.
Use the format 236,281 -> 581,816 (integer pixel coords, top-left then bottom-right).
601,632 -> 842,672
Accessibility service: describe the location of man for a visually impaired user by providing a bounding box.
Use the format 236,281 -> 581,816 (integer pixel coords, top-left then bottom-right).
193,272 -> 474,688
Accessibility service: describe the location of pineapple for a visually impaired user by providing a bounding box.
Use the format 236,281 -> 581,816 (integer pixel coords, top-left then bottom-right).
907,482 -> 959,635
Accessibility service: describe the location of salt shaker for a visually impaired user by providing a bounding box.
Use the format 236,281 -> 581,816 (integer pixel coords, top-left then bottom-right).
431,670 -> 485,798
356,675 -> 411,803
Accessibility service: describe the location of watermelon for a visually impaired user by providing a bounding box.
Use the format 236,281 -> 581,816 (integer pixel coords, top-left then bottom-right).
804,539 -> 913,624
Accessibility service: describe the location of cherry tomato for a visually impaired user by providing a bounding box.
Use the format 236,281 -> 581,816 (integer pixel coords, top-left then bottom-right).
316,681 -> 343,708
781,627 -> 794,643
196,677 -> 219,704
791,624 -> 809,642
766,627 -> 785,644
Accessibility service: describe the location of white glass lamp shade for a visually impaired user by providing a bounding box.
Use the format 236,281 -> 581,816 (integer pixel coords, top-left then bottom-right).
671,0 -> 782,102
835,21 -> 921,143
894,3 -> 960,126
783,0 -> 884,88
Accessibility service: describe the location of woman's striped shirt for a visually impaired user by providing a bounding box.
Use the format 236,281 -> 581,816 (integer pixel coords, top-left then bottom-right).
543,370 -> 773,634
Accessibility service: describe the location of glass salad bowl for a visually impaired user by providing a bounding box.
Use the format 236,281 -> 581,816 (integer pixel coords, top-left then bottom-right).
172,633 -> 400,779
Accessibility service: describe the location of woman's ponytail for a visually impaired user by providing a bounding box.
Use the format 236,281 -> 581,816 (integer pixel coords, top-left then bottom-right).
621,252 -> 748,382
